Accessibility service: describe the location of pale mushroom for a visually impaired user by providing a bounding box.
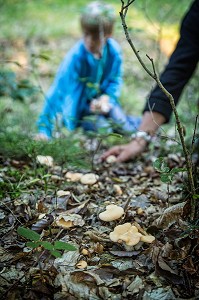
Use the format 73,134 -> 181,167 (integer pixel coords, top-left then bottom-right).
110,223 -> 155,246
76,260 -> 87,269
80,173 -> 99,185
109,223 -> 142,246
65,172 -> 83,182
99,204 -> 124,222
140,235 -> 155,243
36,155 -> 54,167
113,184 -> 123,195
106,155 -> 117,164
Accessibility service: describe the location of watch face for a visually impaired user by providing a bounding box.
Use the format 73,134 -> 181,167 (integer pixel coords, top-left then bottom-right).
131,131 -> 151,142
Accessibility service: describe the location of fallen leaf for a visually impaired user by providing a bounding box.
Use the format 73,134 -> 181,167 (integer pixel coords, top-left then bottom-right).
56,213 -> 85,228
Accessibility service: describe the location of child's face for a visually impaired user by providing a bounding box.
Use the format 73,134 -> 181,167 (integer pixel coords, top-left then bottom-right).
83,31 -> 109,56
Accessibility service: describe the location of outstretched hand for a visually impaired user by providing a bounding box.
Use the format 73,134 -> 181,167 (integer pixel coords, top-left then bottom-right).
101,138 -> 148,163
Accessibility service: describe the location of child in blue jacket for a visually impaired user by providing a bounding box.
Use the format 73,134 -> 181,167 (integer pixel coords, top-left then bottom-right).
36,1 -> 141,140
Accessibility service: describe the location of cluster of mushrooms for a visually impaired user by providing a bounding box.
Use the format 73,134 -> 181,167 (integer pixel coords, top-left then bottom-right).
49,166 -> 155,247
99,204 -> 155,246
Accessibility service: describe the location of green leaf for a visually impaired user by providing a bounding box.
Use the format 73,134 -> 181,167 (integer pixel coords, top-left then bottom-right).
153,158 -> 170,173
40,241 -> 54,250
54,241 -> 77,251
26,241 -> 40,249
108,133 -> 123,139
193,194 -> 199,199
170,167 -> 186,174
160,173 -> 173,183
17,227 -> 40,241
42,174 -> 51,179
26,178 -> 40,185
50,250 -> 62,258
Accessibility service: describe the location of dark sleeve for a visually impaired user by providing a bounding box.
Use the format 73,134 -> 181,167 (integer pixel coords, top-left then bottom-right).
143,0 -> 199,122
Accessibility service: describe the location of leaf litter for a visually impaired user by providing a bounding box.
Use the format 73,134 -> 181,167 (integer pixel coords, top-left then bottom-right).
0,143 -> 199,300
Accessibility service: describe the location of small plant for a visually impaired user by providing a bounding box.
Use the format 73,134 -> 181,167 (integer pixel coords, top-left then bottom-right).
0,69 -> 39,101
17,226 -> 77,258
153,157 -> 186,183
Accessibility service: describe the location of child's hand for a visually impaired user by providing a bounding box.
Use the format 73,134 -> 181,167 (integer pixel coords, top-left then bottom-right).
90,95 -> 111,114
34,133 -> 49,141
90,98 -> 102,113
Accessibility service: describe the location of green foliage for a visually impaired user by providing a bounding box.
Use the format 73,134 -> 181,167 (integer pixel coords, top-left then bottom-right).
0,69 -> 39,101
17,227 -> 40,241
17,226 -> 77,258
153,157 -> 186,183
0,168 -> 30,199
0,130 -> 90,169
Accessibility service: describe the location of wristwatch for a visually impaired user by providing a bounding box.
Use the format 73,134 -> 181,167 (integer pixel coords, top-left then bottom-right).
131,131 -> 151,142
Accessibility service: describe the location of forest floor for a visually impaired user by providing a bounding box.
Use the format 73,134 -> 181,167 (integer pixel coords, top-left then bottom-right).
0,136 -> 199,300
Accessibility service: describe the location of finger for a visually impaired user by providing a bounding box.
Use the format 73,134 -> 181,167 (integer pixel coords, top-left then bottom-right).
116,149 -> 134,163
101,146 -> 122,160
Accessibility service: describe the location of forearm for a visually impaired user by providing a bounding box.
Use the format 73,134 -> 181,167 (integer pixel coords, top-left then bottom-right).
144,0 -> 199,122
139,111 -> 166,135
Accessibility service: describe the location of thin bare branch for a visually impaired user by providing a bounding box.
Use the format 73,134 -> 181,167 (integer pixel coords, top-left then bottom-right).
120,0 -> 196,219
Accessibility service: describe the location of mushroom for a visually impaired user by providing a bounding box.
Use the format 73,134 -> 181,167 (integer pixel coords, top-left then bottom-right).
80,173 -> 99,185
113,184 -> 123,195
140,235 -> 155,243
109,223 -> 143,246
99,204 -> 124,222
36,155 -> 54,167
65,172 -> 82,182
106,155 -> 117,164
109,223 -> 155,246
76,260 -> 87,269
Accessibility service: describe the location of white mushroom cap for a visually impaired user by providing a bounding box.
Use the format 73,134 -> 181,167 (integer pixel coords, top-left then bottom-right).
140,235 -> 155,243
99,204 -> 124,222
109,223 -> 143,246
80,173 -> 99,185
65,172 -> 83,182
36,155 -> 54,167
106,155 -> 117,164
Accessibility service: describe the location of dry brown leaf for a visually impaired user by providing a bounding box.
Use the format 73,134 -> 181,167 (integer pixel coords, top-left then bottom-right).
153,202 -> 186,228
57,190 -> 70,197
84,230 -> 109,242
56,213 -> 85,228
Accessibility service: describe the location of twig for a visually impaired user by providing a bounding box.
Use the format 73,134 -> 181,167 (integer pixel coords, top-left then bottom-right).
191,115 -> 198,155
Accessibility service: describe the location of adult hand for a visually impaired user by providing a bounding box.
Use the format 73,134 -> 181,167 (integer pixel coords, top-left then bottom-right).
101,138 -> 148,163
